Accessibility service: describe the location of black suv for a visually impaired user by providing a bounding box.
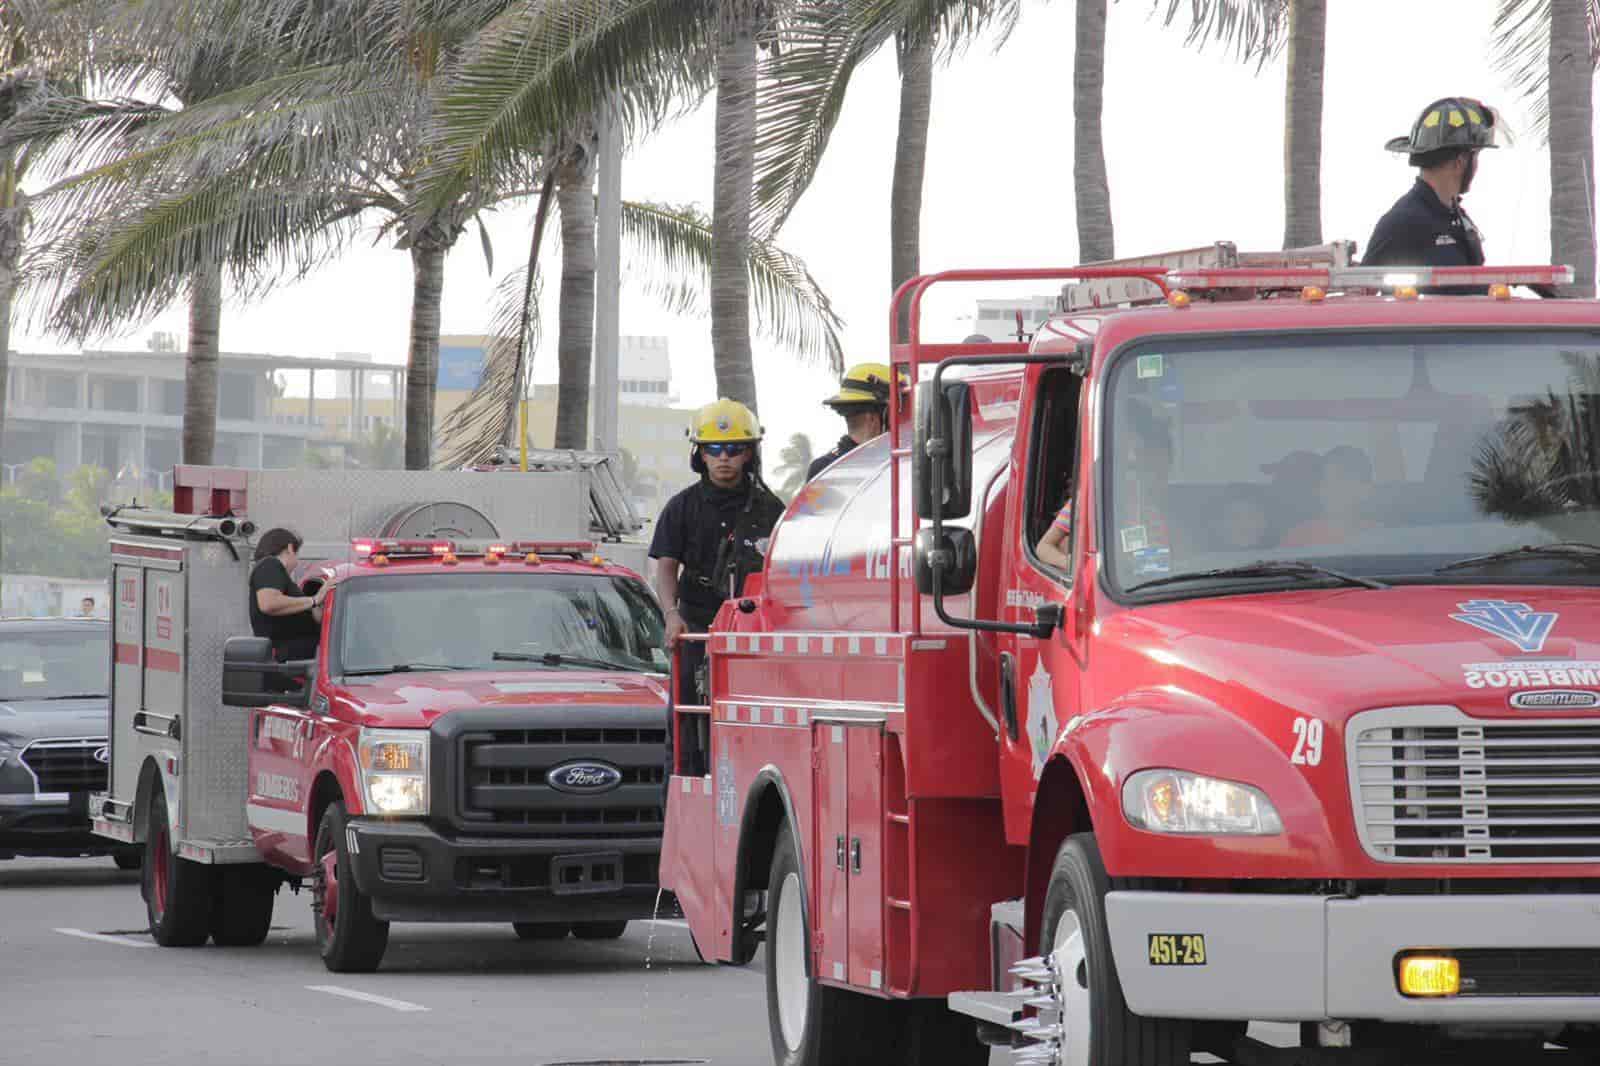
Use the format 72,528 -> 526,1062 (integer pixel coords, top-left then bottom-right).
0,618 -> 138,867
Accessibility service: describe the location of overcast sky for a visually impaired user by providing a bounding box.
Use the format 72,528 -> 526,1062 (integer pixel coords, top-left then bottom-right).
18,0 -> 1574,484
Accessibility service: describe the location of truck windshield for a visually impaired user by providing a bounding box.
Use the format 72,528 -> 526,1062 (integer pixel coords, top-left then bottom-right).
0,627 -> 108,701
332,572 -> 666,676
1103,330 -> 1600,598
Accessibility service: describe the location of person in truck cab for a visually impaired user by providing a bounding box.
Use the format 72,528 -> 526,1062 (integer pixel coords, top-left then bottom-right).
807,362 -> 903,480
249,527 -> 329,662
1039,403 -> 1175,572
1282,446 -> 1378,548
1364,97 -> 1497,273
650,399 -> 784,703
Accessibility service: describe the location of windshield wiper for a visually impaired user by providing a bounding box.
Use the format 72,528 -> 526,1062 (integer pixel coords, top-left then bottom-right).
342,663 -> 469,677
492,650 -> 635,671
1436,542 -> 1600,574
40,694 -> 104,701
1125,561 -> 1390,595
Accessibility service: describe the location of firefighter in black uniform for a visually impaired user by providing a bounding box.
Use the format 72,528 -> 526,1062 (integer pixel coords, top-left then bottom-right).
806,362 -> 904,481
1365,97 -> 1500,273
650,398 -> 784,716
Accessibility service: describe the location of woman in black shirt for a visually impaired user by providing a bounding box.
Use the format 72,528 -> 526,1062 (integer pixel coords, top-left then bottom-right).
249,528 -> 327,661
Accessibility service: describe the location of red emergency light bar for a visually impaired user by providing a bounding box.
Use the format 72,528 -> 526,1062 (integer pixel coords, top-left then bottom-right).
1165,264 -> 1574,293
507,540 -> 598,559
352,538 -> 456,558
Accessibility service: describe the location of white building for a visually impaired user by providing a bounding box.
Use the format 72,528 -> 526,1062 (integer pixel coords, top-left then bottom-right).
619,336 -> 674,406
972,295 -> 1059,341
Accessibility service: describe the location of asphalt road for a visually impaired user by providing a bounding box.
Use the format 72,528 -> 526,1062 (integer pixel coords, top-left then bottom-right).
0,856 -> 1307,1066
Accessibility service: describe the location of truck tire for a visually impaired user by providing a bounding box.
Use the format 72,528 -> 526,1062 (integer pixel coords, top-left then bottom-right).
211,865 -> 277,947
766,825 -> 898,1066
313,801 -> 389,973
1038,834 -> 1190,1066
113,849 -> 142,871
513,922 -> 570,940
573,920 -> 628,940
143,788 -> 214,947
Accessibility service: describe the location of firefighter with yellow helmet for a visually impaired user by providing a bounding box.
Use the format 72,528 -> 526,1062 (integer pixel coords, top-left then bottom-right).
807,362 -> 903,480
649,398 -> 784,703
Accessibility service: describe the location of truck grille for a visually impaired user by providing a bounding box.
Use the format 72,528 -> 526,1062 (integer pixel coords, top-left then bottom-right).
459,726 -> 666,837
1351,708 -> 1600,863
20,738 -> 108,794
1454,949 -> 1600,997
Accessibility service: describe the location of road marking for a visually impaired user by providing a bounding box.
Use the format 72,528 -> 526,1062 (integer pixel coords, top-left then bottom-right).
305,985 -> 429,1012
653,919 -> 690,928
54,927 -> 153,949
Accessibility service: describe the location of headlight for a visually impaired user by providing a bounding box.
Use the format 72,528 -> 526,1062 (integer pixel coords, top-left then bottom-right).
1122,769 -> 1283,836
358,729 -> 428,816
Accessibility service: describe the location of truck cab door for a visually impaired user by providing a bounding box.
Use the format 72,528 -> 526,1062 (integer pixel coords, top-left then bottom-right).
995,365 -> 1087,841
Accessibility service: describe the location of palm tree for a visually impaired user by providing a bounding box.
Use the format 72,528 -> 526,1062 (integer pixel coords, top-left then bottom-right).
16,1 -> 547,470
554,131 -> 599,450
712,4 -> 762,410
1493,0 -> 1598,296
774,431 -> 814,498
433,198 -> 843,469
1160,1 -> 1323,250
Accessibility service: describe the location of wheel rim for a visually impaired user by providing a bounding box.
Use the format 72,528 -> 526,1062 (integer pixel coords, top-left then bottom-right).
316,841 -> 340,936
1051,909 -> 1092,1066
773,871 -> 809,1051
151,823 -> 170,920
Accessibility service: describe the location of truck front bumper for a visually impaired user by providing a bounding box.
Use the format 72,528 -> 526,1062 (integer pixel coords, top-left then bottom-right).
345,818 -> 662,924
1106,892 -> 1600,1024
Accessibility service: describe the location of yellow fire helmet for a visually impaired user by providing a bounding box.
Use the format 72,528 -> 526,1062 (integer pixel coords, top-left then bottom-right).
823,362 -> 904,413
688,397 -> 763,445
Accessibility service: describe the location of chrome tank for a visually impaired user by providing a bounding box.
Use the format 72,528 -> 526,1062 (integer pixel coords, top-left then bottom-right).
758,370 -> 1021,634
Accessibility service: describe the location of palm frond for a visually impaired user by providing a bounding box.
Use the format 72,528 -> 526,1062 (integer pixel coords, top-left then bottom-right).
420,0 -> 714,219
1152,0 -> 1290,66
435,197 -> 846,470
0,89 -> 170,180
22,154 -> 371,341
1491,0 -> 1600,141
624,200 -> 844,370
432,267 -> 546,470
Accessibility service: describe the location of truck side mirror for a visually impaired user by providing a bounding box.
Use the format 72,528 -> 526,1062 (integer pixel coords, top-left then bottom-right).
913,526 -> 977,597
223,636 -> 311,710
913,380 -> 973,520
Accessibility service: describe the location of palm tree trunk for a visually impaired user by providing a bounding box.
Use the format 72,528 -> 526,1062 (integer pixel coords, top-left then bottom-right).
1073,0 -> 1114,262
404,241 -> 447,470
711,4 -> 759,411
1550,0 -> 1596,297
892,30 -> 933,343
1282,0 -> 1325,248
182,257 -> 222,466
0,154 -> 19,457
554,155 -> 597,450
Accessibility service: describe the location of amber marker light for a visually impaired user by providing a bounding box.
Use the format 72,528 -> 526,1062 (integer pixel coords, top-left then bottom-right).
1301,286 -> 1326,303
1398,955 -> 1460,997
1167,290 -> 1192,309
1488,283 -> 1512,300
1394,284 -> 1420,301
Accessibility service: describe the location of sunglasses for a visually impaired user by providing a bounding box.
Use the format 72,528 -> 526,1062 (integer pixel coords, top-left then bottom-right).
701,442 -> 751,458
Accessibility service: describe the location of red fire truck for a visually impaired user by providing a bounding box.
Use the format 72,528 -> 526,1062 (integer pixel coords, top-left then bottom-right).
93,467 -> 670,971
661,244 -> 1600,1064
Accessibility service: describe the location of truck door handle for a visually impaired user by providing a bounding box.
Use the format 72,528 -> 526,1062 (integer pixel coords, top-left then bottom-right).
835,834 -> 846,870
850,838 -> 862,875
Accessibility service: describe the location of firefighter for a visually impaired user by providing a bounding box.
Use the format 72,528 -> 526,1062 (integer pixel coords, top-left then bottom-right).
1364,97 -> 1499,271
248,527 -> 328,662
807,362 -> 902,480
650,399 -> 785,708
